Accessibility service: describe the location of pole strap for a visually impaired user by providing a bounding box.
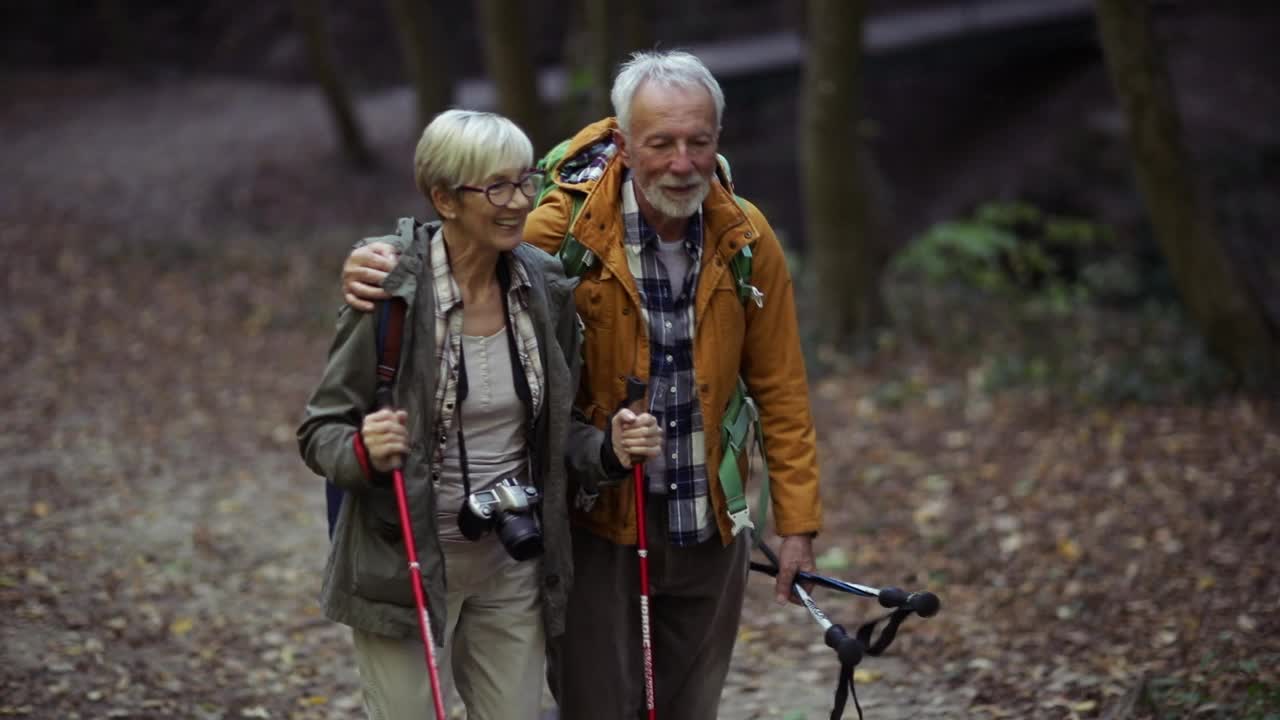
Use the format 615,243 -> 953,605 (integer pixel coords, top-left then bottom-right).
829,658 -> 864,720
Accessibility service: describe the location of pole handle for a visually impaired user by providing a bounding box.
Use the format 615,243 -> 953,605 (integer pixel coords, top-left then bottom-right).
624,376 -> 647,410
877,587 -> 941,618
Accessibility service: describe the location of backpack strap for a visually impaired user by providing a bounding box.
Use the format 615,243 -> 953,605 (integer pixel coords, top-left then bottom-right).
325,298 -> 408,539
715,153 -> 764,308
730,244 -> 764,308
327,220 -> 419,539
718,377 -> 770,538
374,298 -> 408,408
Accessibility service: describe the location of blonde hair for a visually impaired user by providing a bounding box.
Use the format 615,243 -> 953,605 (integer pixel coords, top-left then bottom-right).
413,109 -> 534,199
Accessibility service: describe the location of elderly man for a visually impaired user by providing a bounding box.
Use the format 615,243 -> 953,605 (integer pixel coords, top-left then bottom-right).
343,50 -> 823,720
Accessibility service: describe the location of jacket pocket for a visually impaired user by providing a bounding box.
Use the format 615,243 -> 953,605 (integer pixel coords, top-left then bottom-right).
351,491 -> 415,607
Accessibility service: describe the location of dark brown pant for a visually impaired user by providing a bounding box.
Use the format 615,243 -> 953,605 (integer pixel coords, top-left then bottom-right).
549,502 -> 750,720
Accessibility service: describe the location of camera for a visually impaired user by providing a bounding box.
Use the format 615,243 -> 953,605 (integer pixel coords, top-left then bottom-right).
457,478 -> 543,561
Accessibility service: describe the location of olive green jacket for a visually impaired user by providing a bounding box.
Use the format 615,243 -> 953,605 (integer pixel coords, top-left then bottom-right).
298,218 -> 581,642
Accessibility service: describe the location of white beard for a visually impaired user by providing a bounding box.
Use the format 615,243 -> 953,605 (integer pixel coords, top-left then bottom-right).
636,172 -> 710,220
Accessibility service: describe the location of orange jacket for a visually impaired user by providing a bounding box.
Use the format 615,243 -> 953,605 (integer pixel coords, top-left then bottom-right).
525,118 -> 822,545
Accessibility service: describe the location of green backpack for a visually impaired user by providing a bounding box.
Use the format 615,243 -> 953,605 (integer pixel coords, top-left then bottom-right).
535,140 -> 769,537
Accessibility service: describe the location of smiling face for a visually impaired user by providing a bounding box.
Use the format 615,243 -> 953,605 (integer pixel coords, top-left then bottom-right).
616,81 -> 720,225
432,167 -> 534,253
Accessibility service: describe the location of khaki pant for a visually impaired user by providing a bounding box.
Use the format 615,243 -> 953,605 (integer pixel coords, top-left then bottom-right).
550,502 -> 750,720
353,533 -> 545,720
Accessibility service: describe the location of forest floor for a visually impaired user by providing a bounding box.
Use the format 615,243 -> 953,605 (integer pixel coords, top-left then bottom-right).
1,44 -> 1277,720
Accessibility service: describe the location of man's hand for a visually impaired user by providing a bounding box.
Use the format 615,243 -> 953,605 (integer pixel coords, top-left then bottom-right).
774,533 -> 817,605
361,409 -> 409,472
610,409 -> 662,468
342,242 -> 399,312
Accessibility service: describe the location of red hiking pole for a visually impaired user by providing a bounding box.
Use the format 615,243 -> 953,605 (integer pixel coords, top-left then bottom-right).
390,464 -> 447,720
376,300 -> 446,720
624,377 -> 657,720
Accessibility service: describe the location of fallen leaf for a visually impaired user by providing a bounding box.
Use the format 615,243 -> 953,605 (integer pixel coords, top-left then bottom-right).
815,547 -> 850,571
853,668 -> 882,683
170,617 -> 194,637
1057,538 -> 1081,561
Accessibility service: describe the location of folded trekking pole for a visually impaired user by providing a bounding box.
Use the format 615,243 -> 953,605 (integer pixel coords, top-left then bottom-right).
376,299 -> 447,720
752,542 -> 940,720
749,563 -> 941,618
624,376 -> 657,720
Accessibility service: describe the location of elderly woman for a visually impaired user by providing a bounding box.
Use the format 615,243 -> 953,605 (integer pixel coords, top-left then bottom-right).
298,110 -> 646,719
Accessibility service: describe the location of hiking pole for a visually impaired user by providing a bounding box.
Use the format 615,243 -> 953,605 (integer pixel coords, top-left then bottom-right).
389,461 -> 447,720
752,542 -> 943,720
748,563 -> 941,617
376,300 -> 447,720
624,376 -> 657,720
756,542 -> 864,720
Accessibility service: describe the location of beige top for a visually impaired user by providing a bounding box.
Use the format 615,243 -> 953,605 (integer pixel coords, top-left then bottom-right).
435,326 -> 530,542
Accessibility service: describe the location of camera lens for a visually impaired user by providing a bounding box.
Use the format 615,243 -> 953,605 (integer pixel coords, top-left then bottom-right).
497,512 -> 543,561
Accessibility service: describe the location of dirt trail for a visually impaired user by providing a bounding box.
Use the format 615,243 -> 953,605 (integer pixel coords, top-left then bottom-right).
5,67 -> 1275,720
0,71 -> 960,719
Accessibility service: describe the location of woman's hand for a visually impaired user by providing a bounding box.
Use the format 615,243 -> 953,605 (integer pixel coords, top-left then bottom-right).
610,409 -> 662,468
361,409 -> 410,472
342,242 -> 399,312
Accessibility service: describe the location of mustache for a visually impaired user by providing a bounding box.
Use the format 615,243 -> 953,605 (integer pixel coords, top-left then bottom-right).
655,173 -> 709,189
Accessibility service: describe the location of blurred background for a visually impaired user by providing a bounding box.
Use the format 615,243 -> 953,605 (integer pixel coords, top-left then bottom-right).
1,1 -> 1277,719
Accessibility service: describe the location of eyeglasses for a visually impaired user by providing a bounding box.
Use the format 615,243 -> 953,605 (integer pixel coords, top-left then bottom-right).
457,171 -> 546,207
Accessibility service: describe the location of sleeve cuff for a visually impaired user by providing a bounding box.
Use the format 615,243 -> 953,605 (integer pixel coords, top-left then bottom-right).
352,432 -> 391,487
599,421 -> 631,479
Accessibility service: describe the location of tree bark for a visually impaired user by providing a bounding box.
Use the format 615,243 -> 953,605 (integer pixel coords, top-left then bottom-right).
557,1 -> 653,135
801,0 -> 888,351
291,0 -> 375,169
475,0 -> 545,148
582,0 -> 615,120
96,0 -> 133,69
1094,0 -> 1278,384
385,0 -> 452,133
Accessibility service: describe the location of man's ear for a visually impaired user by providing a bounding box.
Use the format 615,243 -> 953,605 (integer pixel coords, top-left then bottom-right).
430,185 -> 459,220
612,129 -> 632,168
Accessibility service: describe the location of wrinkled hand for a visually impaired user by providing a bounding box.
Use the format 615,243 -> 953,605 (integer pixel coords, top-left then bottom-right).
610,409 -> 661,468
361,409 -> 409,473
342,242 -> 399,312
774,534 -> 817,605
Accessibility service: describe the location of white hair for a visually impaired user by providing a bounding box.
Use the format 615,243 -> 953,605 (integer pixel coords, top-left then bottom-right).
413,109 -> 534,198
610,50 -> 725,135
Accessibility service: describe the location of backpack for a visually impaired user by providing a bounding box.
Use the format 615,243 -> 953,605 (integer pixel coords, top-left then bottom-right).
534,141 -> 769,537
534,141 -> 764,309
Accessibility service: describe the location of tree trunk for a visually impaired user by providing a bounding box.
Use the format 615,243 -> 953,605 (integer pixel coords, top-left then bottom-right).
562,0 -> 653,131
582,0 -> 615,120
385,0 -> 452,133
96,0 -> 133,69
1094,0 -> 1278,384
475,0 -> 545,148
801,0 -> 888,352
291,0 -> 375,170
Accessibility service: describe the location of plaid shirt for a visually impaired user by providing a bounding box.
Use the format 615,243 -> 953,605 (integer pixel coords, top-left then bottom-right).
427,228 -> 543,469
621,174 -> 715,546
